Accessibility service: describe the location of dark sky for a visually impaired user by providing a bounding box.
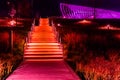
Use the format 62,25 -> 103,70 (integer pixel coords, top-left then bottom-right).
0,0 -> 120,17
61,0 -> 120,11
33,0 -> 120,17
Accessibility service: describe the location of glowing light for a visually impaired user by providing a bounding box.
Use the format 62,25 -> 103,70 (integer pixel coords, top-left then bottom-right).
57,23 -> 61,26
77,19 -> 92,24
8,20 -> 16,26
99,24 -> 120,30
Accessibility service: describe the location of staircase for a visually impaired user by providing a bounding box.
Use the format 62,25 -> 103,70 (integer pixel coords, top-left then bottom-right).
24,18 -> 63,61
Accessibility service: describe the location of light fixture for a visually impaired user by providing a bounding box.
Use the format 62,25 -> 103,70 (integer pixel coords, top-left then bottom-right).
77,19 -> 92,24
99,24 -> 120,30
8,20 -> 16,26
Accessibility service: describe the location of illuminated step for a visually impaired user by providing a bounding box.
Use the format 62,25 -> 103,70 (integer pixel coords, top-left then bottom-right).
30,35 -> 56,38
24,57 -> 63,59
31,37 -> 56,40
33,29 -> 53,32
26,46 -> 60,49
31,33 -> 55,36
27,43 -> 60,45
25,48 -> 62,52
24,52 -> 63,55
29,40 -> 57,43
26,44 -> 60,47
33,28 -> 53,32
24,58 -> 63,61
24,55 -> 63,58
30,37 -> 56,39
30,37 -> 56,40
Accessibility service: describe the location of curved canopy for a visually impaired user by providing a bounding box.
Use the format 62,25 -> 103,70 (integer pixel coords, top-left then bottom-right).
60,3 -> 120,19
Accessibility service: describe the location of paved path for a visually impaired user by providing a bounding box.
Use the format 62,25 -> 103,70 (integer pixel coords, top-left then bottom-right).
6,61 -> 80,80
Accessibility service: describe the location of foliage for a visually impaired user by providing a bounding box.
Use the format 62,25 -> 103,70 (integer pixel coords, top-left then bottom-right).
78,51 -> 120,80
59,30 -> 120,80
0,53 -> 22,79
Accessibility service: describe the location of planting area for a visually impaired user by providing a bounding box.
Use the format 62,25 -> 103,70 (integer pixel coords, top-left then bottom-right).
52,18 -> 120,80
0,18 -> 32,79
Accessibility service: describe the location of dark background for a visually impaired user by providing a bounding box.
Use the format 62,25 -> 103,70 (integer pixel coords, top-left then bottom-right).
0,0 -> 120,17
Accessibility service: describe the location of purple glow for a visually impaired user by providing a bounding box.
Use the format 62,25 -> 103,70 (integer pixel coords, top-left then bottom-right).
60,3 -> 120,19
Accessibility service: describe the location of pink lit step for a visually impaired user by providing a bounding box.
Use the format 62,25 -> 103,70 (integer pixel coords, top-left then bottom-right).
24,58 -> 63,61
26,46 -> 61,49
30,41 -> 57,43
24,55 -> 63,58
25,48 -> 62,52
30,39 -> 56,42
24,53 -> 63,56
30,37 -> 56,40
27,43 -> 60,46
26,45 -> 61,48
24,52 -> 63,55
30,34 -> 56,37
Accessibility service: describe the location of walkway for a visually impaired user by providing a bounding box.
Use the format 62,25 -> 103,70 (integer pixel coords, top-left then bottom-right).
6,61 -> 80,80
6,18 -> 80,80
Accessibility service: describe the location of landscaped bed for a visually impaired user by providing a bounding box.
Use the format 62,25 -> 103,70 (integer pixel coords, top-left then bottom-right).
52,18 -> 120,80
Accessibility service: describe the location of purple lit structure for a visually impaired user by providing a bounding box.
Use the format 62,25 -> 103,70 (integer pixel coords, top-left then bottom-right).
60,3 -> 120,19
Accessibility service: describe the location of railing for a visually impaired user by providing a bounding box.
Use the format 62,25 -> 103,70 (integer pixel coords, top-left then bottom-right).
24,18 -> 35,50
51,20 -> 60,43
50,19 -> 63,51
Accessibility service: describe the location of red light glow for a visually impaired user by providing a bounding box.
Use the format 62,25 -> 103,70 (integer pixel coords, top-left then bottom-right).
8,20 -> 16,26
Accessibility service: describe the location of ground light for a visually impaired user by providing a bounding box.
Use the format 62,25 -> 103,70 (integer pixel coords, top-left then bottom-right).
8,20 -> 16,26
99,24 -> 120,30
76,19 -> 92,24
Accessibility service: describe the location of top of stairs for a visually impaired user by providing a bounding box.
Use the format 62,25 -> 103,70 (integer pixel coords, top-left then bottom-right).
39,18 -> 49,26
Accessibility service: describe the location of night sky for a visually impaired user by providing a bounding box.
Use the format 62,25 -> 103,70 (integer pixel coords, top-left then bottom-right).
0,0 -> 120,17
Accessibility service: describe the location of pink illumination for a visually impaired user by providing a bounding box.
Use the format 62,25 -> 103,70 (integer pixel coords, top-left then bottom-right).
77,19 -> 92,24
60,3 -> 120,19
8,20 -> 16,26
57,23 -> 61,26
